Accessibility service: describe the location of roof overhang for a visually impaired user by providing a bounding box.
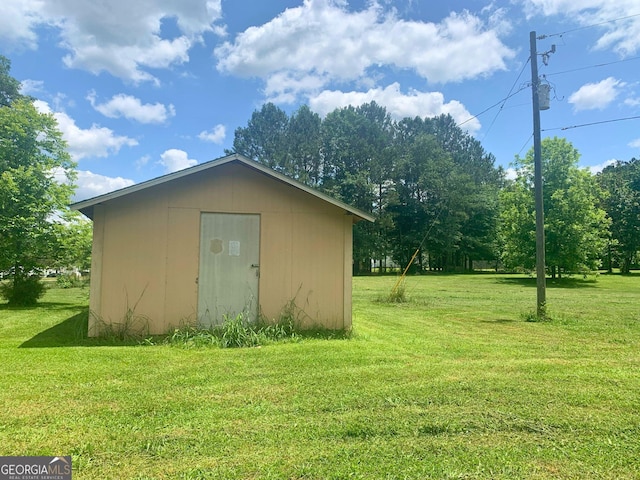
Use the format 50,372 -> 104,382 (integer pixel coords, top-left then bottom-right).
70,153 -> 375,223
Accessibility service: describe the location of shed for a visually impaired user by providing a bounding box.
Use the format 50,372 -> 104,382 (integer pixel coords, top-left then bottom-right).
71,153 -> 374,336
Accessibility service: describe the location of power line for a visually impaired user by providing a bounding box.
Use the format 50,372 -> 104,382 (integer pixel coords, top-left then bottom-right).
481,57 -> 533,141
540,12 -> 640,39
545,56 -> 640,77
542,115 -> 640,132
517,133 -> 533,156
503,102 -> 531,110
458,67 -> 529,127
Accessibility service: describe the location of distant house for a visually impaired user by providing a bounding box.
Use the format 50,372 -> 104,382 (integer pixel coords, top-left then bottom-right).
71,153 -> 374,336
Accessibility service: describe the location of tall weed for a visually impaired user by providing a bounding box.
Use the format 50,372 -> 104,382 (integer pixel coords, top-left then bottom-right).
90,308 -> 150,342
89,287 -> 150,341
166,310 -> 302,349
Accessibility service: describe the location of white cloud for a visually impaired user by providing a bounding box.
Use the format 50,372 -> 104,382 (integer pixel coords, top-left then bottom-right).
624,97 -> 640,107
87,91 -> 175,124
73,170 -> 135,201
2,0 -> 224,83
136,155 -> 151,169
264,72 -> 329,104
568,77 -> 625,112
0,0 -> 43,49
521,0 -> 640,56
34,100 -> 138,161
62,36 -> 191,85
19,79 -> 44,95
159,149 -> 198,173
198,124 -> 226,144
504,167 -> 518,180
587,158 -> 617,175
629,139 -> 640,149
216,0 -> 515,100
309,83 -> 481,133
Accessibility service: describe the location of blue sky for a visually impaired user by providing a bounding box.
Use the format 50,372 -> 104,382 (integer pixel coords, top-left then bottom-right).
2,0 -> 640,201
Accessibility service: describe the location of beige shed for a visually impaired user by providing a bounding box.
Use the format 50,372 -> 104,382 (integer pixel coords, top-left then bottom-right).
72,153 -> 374,336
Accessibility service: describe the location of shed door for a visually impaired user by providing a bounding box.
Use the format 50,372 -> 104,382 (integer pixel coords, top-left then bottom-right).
198,213 -> 260,327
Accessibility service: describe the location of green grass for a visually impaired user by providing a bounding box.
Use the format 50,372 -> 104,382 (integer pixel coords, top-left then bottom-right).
1,273 -> 639,479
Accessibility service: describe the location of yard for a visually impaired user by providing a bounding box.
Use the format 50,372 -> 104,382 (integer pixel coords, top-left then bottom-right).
1,273 -> 639,479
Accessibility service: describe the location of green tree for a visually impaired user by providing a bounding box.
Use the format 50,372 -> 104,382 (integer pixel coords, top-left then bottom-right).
426,115 -> 503,270
597,158 -> 640,273
351,102 -> 395,273
320,103 -> 393,273
228,104 -> 324,186
0,57 -> 76,305
283,105 -> 323,186
0,56 -> 21,107
390,115 -> 502,271
229,104 -> 503,274
387,132 -> 454,271
228,102 -> 289,171
500,137 -> 609,278
52,213 -> 93,272
499,177 -> 536,270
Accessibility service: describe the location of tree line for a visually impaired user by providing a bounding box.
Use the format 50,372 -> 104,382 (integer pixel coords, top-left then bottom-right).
229,102 -> 639,276
229,102 -> 504,274
2,52 -> 639,305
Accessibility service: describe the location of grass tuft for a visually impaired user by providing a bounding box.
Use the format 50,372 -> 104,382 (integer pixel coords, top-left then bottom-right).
378,278 -> 408,303
164,311 -> 301,349
521,302 -> 551,322
89,287 -> 150,341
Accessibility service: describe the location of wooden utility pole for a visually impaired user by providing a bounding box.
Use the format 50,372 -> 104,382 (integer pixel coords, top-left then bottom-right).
530,31 -> 546,317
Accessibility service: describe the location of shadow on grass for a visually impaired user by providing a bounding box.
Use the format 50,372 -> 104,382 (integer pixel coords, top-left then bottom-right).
19,310 -> 89,348
496,276 -> 598,289
480,318 -> 518,324
19,310 -> 147,348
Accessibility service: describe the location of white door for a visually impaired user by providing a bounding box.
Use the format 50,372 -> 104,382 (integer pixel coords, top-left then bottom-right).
198,213 -> 260,327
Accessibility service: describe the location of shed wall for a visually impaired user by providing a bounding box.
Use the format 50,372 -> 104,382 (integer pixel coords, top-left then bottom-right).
89,163 -> 353,335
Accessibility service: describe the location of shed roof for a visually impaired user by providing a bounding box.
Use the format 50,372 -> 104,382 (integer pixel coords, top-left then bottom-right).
70,153 -> 375,223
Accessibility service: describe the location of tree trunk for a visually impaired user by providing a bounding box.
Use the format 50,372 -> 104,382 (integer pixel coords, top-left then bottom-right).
622,257 -> 631,274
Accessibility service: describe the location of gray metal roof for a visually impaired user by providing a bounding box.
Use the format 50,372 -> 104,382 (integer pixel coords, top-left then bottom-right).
70,153 -> 375,222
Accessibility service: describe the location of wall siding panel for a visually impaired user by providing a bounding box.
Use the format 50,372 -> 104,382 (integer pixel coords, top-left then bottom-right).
89,161 -> 356,335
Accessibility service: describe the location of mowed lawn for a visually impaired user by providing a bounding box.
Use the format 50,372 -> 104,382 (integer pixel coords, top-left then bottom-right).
1,274 -> 639,479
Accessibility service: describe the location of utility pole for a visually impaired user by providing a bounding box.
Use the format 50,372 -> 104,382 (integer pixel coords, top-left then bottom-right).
530,31 -> 546,318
